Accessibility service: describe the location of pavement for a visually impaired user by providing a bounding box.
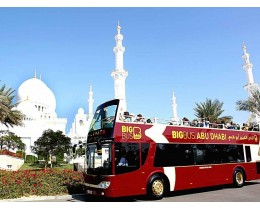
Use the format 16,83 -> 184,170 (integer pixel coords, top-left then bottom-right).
0,194 -> 83,202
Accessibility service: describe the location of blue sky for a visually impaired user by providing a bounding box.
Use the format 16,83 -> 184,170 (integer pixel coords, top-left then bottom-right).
1,7 -> 260,134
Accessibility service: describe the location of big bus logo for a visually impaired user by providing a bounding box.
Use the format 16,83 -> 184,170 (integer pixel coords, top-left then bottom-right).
122,126 -> 142,140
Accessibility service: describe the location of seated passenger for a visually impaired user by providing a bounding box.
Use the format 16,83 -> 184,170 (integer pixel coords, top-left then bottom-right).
134,114 -> 145,122
192,119 -> 199,127
169,120 -> 178,125
205,120 -> 210,128
146,119 -> 152,124
117,150 -> 128,166
210,121 -> 218,128
118,156 -> 128,166
120,111 -> 133,122
182,117 -> 190,126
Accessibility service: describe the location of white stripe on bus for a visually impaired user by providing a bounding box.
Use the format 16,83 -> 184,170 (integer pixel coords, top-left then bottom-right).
145,124 -> 169,143
163,167 -> 176,191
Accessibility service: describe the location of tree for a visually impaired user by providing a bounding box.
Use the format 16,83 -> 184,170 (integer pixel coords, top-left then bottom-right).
4,131 -> 25,151
0,83 -> 24,127
236,90 -> 260,117
0,130 -> 7,150
32,129 -> 71,169
75,140 -> 85,157
0,130 -> 24,151
76,147 -> 85,157
194,98 -> 232,123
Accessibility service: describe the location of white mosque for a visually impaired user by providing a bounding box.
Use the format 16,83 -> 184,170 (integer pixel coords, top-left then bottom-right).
0,73 -> 67,155
67,84 -> 94,146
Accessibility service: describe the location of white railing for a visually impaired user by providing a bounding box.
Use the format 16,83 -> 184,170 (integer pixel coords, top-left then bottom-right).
118,114 -> 260,131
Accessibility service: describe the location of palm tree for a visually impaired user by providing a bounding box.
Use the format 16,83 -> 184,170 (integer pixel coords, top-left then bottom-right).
0,83 -> 24,127
194,98 -> 232,123
236,90 -> 260,117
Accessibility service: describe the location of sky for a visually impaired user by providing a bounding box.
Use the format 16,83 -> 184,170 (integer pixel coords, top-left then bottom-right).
1,5 -> 260,134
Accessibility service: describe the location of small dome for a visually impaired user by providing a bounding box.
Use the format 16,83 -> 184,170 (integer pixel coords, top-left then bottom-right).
16,77 -> 56,113
78,108 -> 85,115
16,100 -> 39,120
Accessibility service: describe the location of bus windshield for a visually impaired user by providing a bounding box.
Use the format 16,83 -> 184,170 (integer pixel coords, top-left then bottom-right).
89,103 -> 117,132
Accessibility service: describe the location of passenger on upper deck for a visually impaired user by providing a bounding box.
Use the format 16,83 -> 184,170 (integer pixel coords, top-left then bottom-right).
242,123 -> 249,131
201,118 -> 209,128
192,119 -> 199,127
134,114 -> 145,123
210,121 -> 218,128
182,117 -> 190,126
119,111 -> 134,122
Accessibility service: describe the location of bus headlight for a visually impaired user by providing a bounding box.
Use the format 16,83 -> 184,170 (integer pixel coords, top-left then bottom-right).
98,181 -> 111,189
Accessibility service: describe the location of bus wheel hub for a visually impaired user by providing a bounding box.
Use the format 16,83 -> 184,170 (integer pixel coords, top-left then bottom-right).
152,180 -> 164,195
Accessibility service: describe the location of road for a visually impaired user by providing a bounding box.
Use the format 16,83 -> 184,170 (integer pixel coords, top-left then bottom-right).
38,180 -> 260,202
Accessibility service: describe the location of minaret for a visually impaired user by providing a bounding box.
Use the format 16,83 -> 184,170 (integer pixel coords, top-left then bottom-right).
87,83 -> 94,120
171,90 -> 179,124
242,43 -> 260,124
111,22 -> 128,112
242,42 -> 259,95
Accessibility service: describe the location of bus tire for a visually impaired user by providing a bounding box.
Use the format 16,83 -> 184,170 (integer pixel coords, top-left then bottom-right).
233,168 -> 245,188
147,175 -> 165,200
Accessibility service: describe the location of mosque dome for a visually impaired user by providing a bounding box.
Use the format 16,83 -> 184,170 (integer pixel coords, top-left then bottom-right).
15,100 -> 40,121
16,76 -> 56,114
78,108 -> 85,115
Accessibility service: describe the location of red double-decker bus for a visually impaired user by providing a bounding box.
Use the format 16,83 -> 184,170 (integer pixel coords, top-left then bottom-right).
83,99 -> 260,199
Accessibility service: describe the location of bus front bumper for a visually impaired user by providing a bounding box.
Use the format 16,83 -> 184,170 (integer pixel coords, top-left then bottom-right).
84,182 -> 112,197
86,188 -> 105,196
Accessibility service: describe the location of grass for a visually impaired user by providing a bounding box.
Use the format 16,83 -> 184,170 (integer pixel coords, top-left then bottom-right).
19,162 -> 74,170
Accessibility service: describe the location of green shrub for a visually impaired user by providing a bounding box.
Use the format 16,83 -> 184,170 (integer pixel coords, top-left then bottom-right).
55,153 -> 65,162
76,148 -> 85,157
0,169 -> 86,200
25,155 -> 38,163
16,150 -> 25,159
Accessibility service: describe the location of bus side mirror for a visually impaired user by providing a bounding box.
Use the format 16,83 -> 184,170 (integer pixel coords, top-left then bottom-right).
97,143 -> 102,155
97,149 -> 102,155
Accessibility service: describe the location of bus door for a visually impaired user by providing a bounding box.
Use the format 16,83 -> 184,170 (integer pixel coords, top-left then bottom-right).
175,144 -> 218,189
192,144 -> 218,187
113,142 -> 150,196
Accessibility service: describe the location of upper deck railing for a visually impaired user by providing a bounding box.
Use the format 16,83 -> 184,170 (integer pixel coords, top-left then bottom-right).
118,113 -> 260,132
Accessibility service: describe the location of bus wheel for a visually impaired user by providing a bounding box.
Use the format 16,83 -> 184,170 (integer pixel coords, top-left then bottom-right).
147,175 -> 165,200
233,168 -> 245,188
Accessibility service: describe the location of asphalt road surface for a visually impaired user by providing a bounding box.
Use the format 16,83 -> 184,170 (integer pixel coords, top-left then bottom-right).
38,180 -> 260,202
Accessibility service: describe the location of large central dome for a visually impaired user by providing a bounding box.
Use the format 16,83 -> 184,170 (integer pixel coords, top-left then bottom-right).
16,77 -> 56,113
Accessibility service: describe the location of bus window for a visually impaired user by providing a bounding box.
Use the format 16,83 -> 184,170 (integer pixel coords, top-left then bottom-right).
194,144 -> 206,165
154,144 -> 194,167
115,143 -> 140,174
204,145 -> 221,164
245,146 -> 252,162
141,143 -> 150,166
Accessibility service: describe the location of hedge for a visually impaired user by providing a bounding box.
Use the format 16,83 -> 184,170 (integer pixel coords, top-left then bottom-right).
0,169 -> 86,200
